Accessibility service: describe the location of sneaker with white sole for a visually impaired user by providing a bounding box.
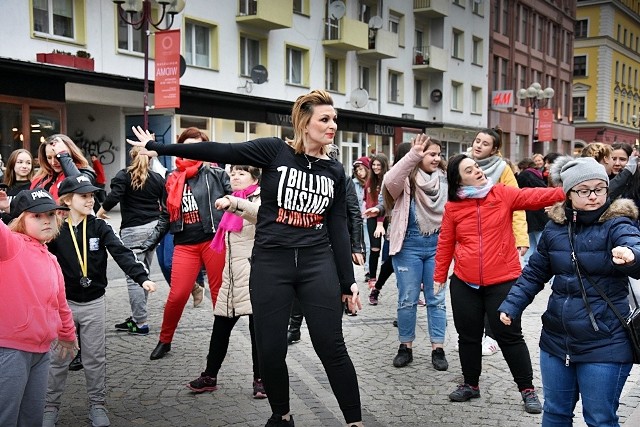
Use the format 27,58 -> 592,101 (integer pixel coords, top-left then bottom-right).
42,407 -> 59,427
481,335 -> 500,356
89,404 -> 110,427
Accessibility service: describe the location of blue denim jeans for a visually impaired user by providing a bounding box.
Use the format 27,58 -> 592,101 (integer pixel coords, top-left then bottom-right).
523,230 -> 542,267
540,349 -> 632,427
392,232 -> 446,344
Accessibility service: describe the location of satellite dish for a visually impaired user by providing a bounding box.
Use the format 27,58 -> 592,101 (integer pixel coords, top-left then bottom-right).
368,16 -> 383,30
250,65 -> 268,84
328,1 -> 346,20
349,88 -> 369,109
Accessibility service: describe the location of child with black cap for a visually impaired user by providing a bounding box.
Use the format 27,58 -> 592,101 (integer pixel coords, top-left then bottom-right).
0,189 -> 77,426
42,175 -> 157,427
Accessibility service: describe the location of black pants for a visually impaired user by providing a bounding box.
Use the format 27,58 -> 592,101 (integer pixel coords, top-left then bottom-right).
450,274 -> 534,390
367,217 -> 385,279
250,245 -> 361,423
204,315 -> 259,379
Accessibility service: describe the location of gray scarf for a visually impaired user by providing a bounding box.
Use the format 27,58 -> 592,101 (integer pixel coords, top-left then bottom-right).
413,168 -> 447,235
475,155 -> 506,183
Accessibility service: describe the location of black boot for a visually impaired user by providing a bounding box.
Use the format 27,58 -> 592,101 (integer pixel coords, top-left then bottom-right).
68,351 -> 83,371
150,341 -> 171,360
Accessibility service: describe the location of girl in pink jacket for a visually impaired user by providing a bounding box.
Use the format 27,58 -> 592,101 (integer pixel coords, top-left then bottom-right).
0,188 -> 77,426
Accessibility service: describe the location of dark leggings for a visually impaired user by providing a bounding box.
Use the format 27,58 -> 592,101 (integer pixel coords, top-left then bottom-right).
250,245 -> 361,423
204,315 -> 259,379
450,274 -> 534,390
374,256 -> 394,291
367,217 -> 384,279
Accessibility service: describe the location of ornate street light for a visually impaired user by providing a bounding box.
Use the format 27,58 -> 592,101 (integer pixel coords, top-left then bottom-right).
113,0 -> 186,130
631,115 -> 640,152
517,82 -> 555,151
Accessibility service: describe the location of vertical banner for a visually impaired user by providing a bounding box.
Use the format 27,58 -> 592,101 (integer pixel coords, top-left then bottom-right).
154,29 -> 181,109
537,108 -> 554,142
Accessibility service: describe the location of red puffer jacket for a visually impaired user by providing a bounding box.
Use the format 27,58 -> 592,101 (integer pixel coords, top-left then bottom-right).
434,184 -> 564,286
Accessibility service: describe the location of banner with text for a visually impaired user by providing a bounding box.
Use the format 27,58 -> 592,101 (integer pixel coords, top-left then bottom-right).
154,29 -> 181,109
537,108 -> 554,142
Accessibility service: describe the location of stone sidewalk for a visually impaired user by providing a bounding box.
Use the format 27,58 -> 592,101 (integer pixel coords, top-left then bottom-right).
52,212 -> 640,426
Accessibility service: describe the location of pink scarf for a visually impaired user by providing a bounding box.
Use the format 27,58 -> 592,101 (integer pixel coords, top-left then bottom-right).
210,184 -> 259,252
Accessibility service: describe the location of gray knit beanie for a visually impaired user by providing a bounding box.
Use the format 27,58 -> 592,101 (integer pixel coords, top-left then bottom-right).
549,156 -> 609,194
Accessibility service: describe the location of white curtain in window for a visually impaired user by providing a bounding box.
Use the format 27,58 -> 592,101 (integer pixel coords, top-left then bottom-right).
194,25 -> 210,67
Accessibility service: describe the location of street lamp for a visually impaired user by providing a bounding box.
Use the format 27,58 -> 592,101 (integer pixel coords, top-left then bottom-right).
113,0 -> 186,130
517,82 -> 555,151
631,115 -> 640,151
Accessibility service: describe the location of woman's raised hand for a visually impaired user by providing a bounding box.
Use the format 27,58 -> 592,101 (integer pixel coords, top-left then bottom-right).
411,134 -> 431,156
126,126 -> 158,157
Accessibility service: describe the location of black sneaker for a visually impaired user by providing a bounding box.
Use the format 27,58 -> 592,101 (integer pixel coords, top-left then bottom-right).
287,331 -> 301,345
187,375 -> 218,393
115,317 -> 133,331
521,389 -> 542,414
127,323 -> 149,335
431,348 -> 449,371
369,289 -> 380,305
449,384 -> 480,402
392,344 -> 413,367
265,414 -> 294,427
68,352 -> 83,371
364,272 -> 370,282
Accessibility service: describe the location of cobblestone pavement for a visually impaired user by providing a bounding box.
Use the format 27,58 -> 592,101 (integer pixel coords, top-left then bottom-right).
53,213 -> 640,427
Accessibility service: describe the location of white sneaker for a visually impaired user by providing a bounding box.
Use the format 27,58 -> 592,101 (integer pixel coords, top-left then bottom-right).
42,407 -> 59,427
90,404 -> 110,427
481,335 -> 500,356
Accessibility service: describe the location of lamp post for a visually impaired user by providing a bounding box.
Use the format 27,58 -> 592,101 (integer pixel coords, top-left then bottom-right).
517,82 -> 555,153
113,0 -> 185,130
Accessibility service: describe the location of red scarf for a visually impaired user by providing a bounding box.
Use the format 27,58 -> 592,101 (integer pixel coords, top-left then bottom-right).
210,184 -> 259,252
165,158 -> 203,221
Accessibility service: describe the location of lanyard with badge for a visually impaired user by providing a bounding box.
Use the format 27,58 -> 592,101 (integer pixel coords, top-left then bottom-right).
68,216 -> 91,287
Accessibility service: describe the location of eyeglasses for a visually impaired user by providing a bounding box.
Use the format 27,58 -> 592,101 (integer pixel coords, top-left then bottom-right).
570,187 -> 608,198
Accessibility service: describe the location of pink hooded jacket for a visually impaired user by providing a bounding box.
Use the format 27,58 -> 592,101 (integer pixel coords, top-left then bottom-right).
0,220 -> 76,353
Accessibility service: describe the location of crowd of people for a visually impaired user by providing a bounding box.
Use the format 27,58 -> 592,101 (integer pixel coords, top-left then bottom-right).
2,90 -> 640,426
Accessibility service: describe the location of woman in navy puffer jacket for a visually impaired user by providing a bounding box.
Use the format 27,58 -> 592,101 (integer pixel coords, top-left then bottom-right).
499,156 -> 640,427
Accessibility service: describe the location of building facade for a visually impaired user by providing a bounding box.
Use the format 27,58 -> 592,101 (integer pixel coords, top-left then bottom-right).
488,0 -> 576,161
573,0 -> 640,150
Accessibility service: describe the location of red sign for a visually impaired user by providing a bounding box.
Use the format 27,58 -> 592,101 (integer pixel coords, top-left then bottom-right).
154,29 -> 181,109
491,90 -> 514,108
537,108 -> 554,142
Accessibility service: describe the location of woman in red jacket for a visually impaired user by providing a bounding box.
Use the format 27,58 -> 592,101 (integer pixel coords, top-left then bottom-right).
433,154 -> 564,413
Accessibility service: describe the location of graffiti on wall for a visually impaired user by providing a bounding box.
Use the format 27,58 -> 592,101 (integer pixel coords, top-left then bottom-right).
75,131 -> 118,165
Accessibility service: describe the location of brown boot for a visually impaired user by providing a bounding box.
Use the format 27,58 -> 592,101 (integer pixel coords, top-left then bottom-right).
192,283 -> 204,308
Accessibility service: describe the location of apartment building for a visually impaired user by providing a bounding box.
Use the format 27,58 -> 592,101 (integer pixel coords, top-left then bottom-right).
488,0 -> 576,161
0,1 -> 490,176
573,0 -> 640,149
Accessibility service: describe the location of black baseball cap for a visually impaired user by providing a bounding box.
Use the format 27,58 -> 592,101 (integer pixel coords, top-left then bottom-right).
58,175 -> 100,196
10,189 -> 69,218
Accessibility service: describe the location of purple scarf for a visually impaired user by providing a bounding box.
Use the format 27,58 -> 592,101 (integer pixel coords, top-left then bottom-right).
210,184 -> 259,252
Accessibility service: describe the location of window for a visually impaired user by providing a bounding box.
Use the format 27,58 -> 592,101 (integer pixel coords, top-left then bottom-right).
472,0 -> 484,15
239,0 -> 258,15
572,96 -> 585,119
549,24 -> 557,57
117,11 -> 143,52
533,14 -> 543,50
415,79 -> 428,107
293,0 -> 308,14
471,86 -> 482,114
453,29 -> 464,60
388,71 -> 403,103
500,58 -> 508,90
358,65 -> 376,99
493,0 -> 508,35
286,46 -> 306,85
516,5 -> 528,43
517,64 -> 527,95
573,55 -> 586,77
472,37 -> 483,65
185,21 -> 211,67
240,36 -> 261,77
451,81 -> 463,111
501,0 -> 509,36
389,11 -> 405,47
33,0 -> 74,39
575,19 -> 587,38
325,57 -> 339,92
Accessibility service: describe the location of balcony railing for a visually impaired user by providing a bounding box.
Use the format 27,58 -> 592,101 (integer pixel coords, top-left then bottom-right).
413,0 -> 448,18
412,45 -> 447,73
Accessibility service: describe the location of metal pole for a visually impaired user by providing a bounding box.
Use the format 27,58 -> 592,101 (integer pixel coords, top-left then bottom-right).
531,99 -> 537,151
142,0 -> 150,131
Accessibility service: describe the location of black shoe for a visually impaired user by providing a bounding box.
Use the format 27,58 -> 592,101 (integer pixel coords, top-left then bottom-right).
187,375 -> 218,393
68,352 -> 83,371
115,316 -> 133,331
392,344 -> 413,367
431,348 -> 449,371
287,331 -> 301,345
449,384 -> 480,402
265,414 -> 294,427
150,341 -> 171,360
364,272 -> 371,282
521,389 -> 542,414
392,319 -> 398,327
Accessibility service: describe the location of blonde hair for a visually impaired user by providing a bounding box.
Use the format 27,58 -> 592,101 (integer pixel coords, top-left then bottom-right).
287,90 -> 334,155
33,134 -> 90,182
581,142 -> 612,164
127,146 -> 150,190
9,211 -> 62,240
58,193 -> 74,208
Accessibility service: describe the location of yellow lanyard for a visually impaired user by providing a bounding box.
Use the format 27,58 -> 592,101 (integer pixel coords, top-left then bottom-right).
68,216 -> 88,278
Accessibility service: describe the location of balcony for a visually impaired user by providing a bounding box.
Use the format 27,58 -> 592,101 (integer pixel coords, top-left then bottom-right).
322,17 -> 368,51
236,0 -> 293,30
412,45 -> 448,75
413,0 -> 448,18
358,28 -> 399,60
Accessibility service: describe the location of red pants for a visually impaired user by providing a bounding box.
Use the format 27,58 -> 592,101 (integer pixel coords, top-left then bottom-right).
159,240 -> 224,343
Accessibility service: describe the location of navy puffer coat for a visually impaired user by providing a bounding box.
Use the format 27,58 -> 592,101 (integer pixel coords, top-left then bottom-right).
499,198 -> 640,364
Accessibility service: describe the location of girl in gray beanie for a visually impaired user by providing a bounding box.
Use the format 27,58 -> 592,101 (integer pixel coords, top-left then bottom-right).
500,154 -> 640,426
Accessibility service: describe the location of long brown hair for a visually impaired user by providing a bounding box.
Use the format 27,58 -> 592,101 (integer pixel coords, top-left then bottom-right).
366,153 -> 389,205
127,146 -> 150,190
287,90 -> 334,155
33,134 -> 89,182
3,149 -> 34,186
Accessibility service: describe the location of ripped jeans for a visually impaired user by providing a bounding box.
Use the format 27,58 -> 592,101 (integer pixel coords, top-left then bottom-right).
392,231 -> 446,344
